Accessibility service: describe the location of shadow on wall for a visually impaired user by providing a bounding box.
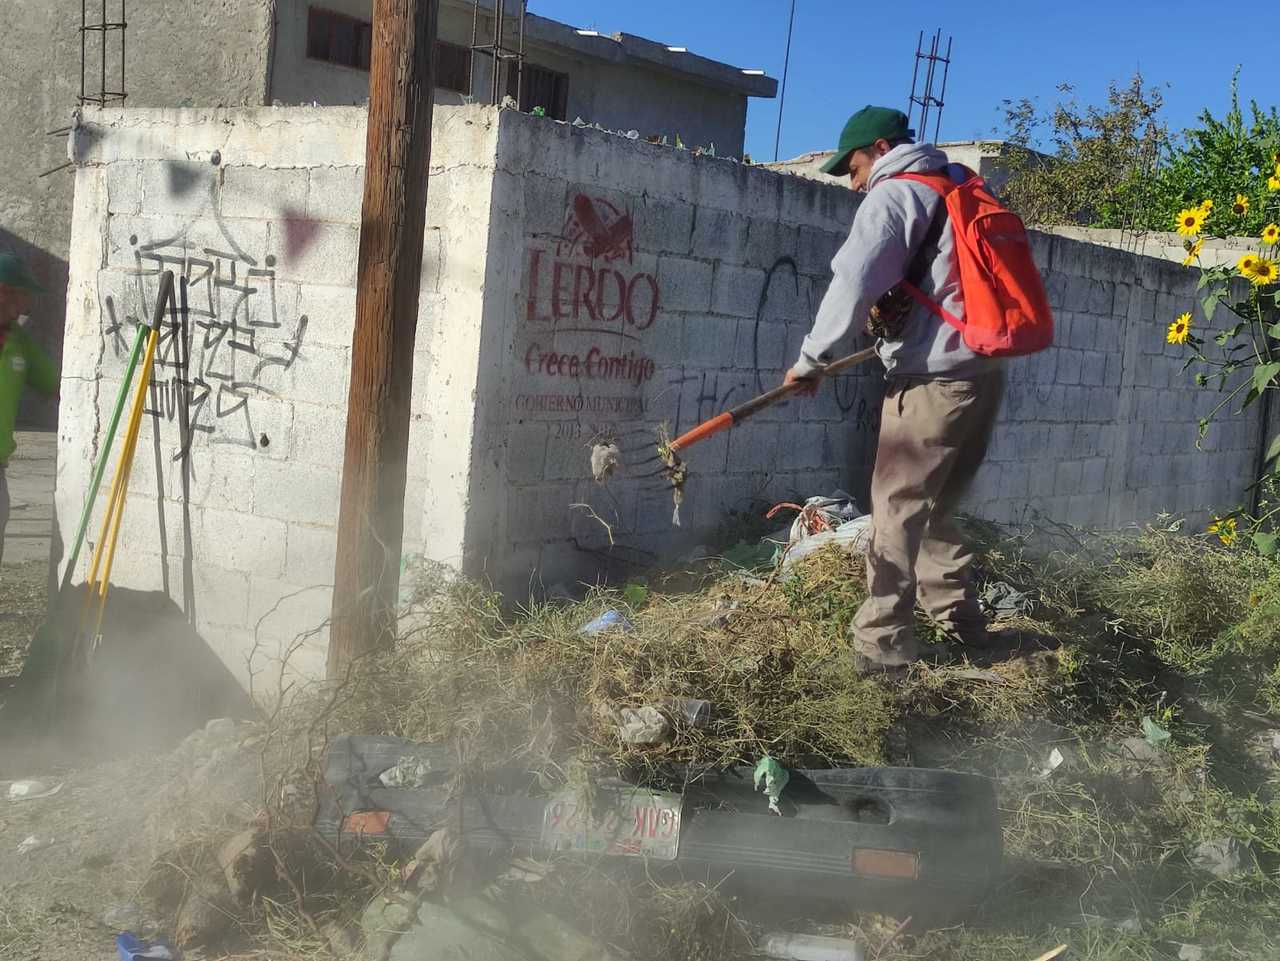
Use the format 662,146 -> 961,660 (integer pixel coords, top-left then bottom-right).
0,228 -> 67,431
0,587 -> 251,772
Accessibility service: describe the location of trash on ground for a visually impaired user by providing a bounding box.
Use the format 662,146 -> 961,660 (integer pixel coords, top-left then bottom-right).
116,932 -> 177,961
756,930 -> 866,960
580,609 -> 634,636
661,697 -> 712,729
7,779 -> 63,801
379,755 -> 432,788
979,581 -> 1034,619
618,706 -> 672,745
1177,944 -> 1205,961
1141,716 -> 1172,747
1028,946 -> 1069,961
754,756 -> 790,815
1192,837 -> 1257,880
17,834 -> 54,854
1038,746 -> 1068,778
769,491 -> 864,543
779,516 -> 873,573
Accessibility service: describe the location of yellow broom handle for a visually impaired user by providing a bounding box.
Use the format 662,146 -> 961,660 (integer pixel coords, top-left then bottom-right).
95,323 -> 161,620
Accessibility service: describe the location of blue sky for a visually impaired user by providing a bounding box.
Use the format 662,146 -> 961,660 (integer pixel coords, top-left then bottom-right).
529,0 -> 1272,161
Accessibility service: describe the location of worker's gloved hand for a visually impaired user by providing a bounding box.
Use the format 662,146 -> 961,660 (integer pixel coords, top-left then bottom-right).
783,367 -> 819,397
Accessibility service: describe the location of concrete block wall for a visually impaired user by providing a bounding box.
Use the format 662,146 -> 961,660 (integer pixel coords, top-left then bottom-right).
59,105 -> 501,685
473,110 -> 879,596
961,232 -> 1263,529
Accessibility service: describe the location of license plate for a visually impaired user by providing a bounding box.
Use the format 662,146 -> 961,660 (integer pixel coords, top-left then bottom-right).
541,786 -> 682,861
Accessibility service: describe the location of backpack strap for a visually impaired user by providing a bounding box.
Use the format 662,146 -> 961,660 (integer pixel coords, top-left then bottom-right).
889,169 -> 968,334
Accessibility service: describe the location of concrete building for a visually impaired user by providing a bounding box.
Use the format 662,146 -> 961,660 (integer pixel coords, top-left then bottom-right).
765,141 -> 1020,195
0,0 -> 775,428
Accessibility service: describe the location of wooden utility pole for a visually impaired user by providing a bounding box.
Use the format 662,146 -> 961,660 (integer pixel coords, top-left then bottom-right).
328,0 -> 440,678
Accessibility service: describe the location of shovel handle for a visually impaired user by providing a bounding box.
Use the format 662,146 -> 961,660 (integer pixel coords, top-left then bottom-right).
668,346 -> 878,453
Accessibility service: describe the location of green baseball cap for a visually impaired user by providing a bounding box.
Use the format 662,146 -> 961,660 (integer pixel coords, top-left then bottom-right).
820,105 -> 915,177
0,253 -> 45,292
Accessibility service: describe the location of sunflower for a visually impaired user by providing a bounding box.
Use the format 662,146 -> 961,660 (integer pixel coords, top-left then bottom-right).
1250,258 -> 1279,286
1208,516 -> 1238,546
1263,223 -> 1280,246
1182,238 -> 1204,265
1199,198 -> 1214,212
1167,312 -> 1192,344
1270,173 -> 1280,192
1233,193 -> 1251,216
1175,206 -> 1207,237
1239,253 -> 1261,277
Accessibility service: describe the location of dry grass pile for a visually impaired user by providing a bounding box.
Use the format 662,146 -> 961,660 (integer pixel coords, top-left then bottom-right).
167,518 -> 1280,961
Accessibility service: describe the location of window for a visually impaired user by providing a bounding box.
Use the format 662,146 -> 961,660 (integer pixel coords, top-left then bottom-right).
435,40 -> 472,94
305,8 -> 471,93
306,8 -> 373,71
506,62 -> 570,120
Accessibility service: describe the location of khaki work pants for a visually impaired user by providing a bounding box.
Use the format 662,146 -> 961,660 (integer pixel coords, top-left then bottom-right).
851,372 -> 1005,665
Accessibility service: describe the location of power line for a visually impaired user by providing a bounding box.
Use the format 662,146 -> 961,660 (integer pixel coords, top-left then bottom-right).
772,0 -> 797,162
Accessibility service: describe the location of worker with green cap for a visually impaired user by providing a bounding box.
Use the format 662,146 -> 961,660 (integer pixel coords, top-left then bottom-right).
0,253 -> 58,567
783,105 -> 1006,676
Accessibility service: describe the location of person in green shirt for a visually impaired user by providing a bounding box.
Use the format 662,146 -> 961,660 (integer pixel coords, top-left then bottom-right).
0,253 -> 58,566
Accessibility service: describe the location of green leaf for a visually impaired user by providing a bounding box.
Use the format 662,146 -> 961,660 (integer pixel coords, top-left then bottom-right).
1241,385 -> 1262,412
622,582 -> 649,608
1195,373 -> 1208,386
1216,331 -> 1231,346
1254,362 -> 1280,392
1197,417 -> 1211,439
1269,321 -> 1280,339
1141,716 -> 1172,747
1267,433 -> 1280,465
1253,532 -> 1279,556
1202,291 -> 1221,322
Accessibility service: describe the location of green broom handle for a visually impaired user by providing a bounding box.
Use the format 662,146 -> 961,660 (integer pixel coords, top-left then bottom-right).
60,271 -> 173,591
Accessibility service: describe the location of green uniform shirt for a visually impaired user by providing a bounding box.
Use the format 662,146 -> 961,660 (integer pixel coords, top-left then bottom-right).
0,326 -> 58,465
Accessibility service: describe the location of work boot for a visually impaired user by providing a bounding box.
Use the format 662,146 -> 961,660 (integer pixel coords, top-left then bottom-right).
851,642 -> 952,679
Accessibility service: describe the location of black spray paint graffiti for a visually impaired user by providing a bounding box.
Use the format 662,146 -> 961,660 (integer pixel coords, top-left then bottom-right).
663,256 -> 879,438
103,225 -> 308,460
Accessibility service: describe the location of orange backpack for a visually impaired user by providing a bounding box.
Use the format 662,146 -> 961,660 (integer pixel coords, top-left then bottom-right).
895,170 -> 1054,357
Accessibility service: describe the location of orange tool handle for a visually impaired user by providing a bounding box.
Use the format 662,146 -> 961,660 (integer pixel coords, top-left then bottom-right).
669,412 -> 732,452
667,346 -> 878,454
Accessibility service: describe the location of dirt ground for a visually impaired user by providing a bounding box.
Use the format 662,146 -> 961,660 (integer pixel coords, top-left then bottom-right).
0,561 -> 43,680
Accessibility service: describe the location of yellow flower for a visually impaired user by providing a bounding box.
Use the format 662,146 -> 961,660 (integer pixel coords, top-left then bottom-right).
1182,238 -> 1204,265
1232,193 -> 1251,216
1239,253 -> 1260,277
1208,516 -> 1238,546
1263,223 -> 1280,246
1250,258 -> 1279,286
1270,173 -> 1280,191
1167,312 -> 1192,344
1199,198 -> 1214,212
1175,206 -> 1207,237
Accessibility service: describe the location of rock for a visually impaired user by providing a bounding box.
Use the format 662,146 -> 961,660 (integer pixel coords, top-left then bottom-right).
1192,837 -> 1257,880
1117,736 -> 1170,766
175,870 -> 239,948
617,706 -> 672,745
101,901 -> 155,932
1177,944 -> 1205,961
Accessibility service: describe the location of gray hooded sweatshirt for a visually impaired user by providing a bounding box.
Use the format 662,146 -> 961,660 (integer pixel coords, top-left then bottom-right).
793,142 -> 1004,380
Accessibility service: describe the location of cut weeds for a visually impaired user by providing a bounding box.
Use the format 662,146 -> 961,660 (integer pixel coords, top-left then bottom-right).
76,520 -> 1280,961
